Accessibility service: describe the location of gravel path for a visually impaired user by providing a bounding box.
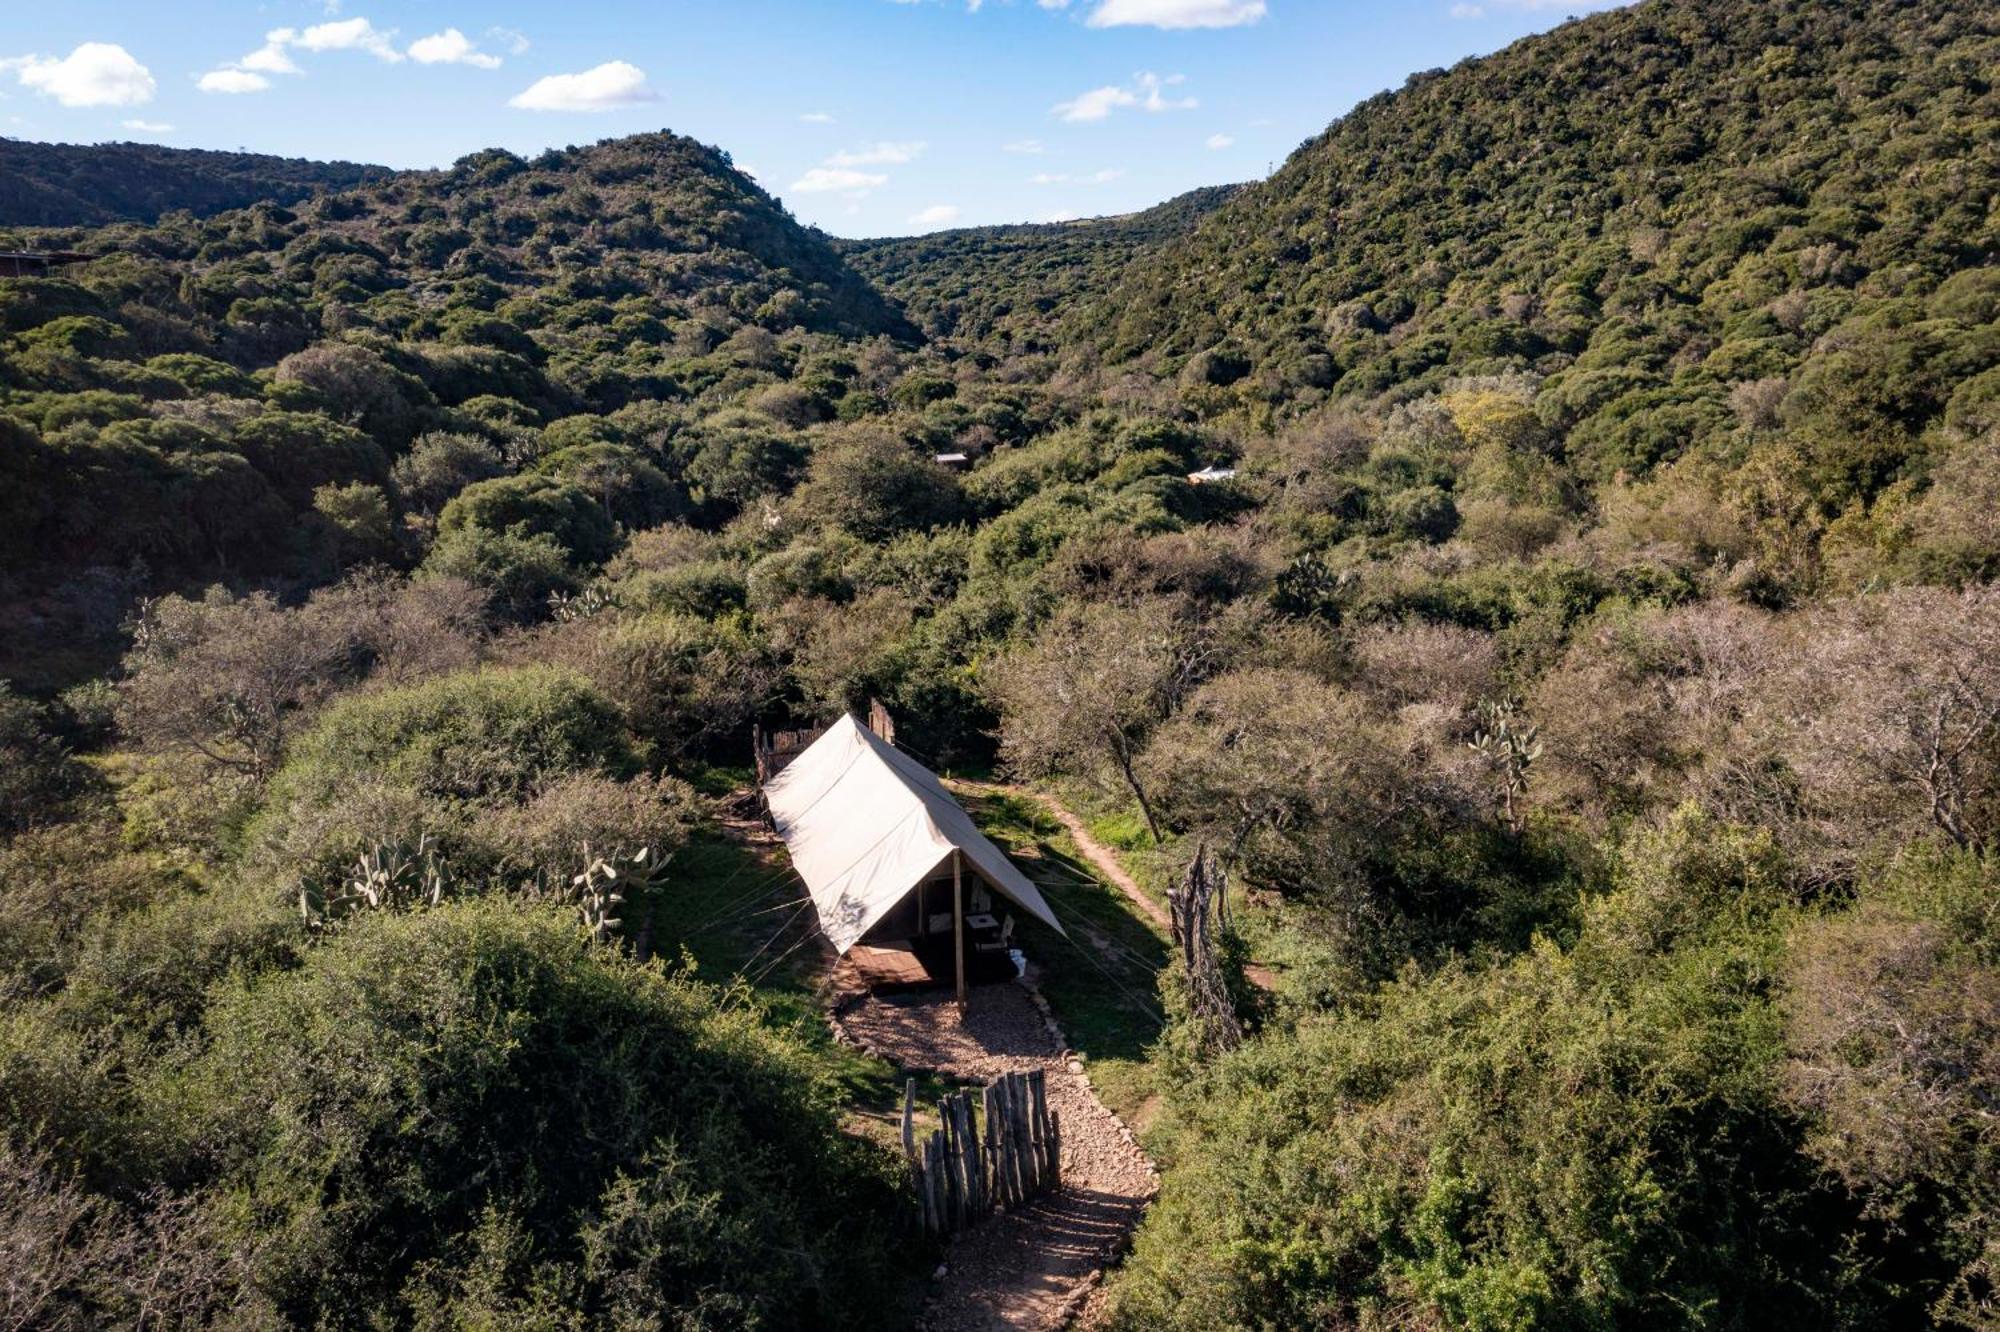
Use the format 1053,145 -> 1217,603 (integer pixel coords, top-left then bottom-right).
838,983 -> 1157,1331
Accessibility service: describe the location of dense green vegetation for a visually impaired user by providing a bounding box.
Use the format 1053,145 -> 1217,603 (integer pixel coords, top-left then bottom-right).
1078,0 -> 1997,445
0,138 -> 392,226
1,0 -> 1996,1325
841,184 -> 1242,351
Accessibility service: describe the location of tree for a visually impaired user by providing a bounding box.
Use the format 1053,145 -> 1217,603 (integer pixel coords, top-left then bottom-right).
0,686 -> 91,833
437,474 -> 618,565
420,524 -> 578,622
793,423 -> 965,541
171,901 -> 903,1328
390,432 -> 504,516
311,482 -> 393,567
1761,587 -> 2000,864
117,590 -> 361,779
272,341 -> 431,447
117,576 -> 490,780
989,597 -> 1234,842
1141,667 -> 1397,867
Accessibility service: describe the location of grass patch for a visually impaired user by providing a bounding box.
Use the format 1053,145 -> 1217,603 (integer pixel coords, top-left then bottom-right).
1086,808 -> 1155,854
957,785 -> 1171,1124
650,831 -> 917,1116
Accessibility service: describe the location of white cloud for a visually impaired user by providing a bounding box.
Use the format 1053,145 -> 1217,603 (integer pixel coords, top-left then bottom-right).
121,118 -> 173,133
1086,0 -> 1266,27
489,27 -> 531,56
1450,2 -> 1486,15
827,140 -> 926,167
509,60 -> 658,111
800,111 -> 835,124
789,166 -> 888,194
197,68 -> 269,94
238,37 -> 301,75
1053,84 -> 1134,122
1206,132 -> 1235,149
1137,71 -> 1197,111
1003,138 -> 1045,154
8,43 -> 155,107
292,17 -> 403,61
909,204 -> 961,227
1054,71 -> 1193,122
202,17 -> 417,92
1042,209 -> 1079,223
409,28 -> 501,68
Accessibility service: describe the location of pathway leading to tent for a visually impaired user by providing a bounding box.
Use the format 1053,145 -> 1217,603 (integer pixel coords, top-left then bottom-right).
948,782 -> 1170,933
950,781 -> 1278,994
837,982 -> 1158,1331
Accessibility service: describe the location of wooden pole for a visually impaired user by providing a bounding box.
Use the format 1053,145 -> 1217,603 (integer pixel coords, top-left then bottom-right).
953,849 -> 967,1013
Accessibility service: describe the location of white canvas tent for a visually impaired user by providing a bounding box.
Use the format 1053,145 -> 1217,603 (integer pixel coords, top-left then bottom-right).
763,714 -> 1064,955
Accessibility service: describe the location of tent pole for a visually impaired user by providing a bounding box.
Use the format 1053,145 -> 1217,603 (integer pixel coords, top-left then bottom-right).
953,850 -> 966,1013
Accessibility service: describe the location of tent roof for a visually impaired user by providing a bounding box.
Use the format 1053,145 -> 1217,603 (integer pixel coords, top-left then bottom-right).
762,715 -> 1064,954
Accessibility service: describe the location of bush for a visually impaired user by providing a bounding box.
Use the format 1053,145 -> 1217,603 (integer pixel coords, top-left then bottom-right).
230,410 -> 390,505
420,523 -> 579,621
0,684 -> 93,833
166,901 -> 905,1328
438,473 -> 619,565
794,423 -> 966,540
477,771 -> 700,890
265,666 -> 635,814
537,441 -> 687,530
1106,809 -> 1862,1332
272,341 -> 431,447
392,431 -> 505,515
542,612 -> 778,764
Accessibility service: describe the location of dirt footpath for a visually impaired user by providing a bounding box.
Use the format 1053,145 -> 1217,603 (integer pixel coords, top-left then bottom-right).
837,983 -> 1157,1331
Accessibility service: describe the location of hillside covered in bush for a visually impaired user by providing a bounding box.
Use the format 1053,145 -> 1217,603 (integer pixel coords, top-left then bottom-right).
1079,0 -> 1996,444
841,184 -> 1242,351
1,0 -> 1997,1326
0,138 -> 393,226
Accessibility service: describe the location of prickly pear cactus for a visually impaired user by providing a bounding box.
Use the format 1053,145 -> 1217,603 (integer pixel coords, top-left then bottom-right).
299,833 -> 450,928
568,843 -> 669,945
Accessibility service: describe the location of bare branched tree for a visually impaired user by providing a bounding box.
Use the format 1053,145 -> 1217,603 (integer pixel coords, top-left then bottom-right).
1757,587 -> 2000,865
117,575 -> 489,780
989,597 -> 1242,842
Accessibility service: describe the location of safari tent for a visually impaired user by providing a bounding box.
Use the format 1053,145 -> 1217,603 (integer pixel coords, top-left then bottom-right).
761,714 -> 1063,993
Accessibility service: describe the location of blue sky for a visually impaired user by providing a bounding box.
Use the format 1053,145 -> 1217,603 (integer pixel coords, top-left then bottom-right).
1,0 -> 1617,237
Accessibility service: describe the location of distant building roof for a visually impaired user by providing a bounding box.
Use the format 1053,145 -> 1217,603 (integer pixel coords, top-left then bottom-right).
1187,465 -> 1238,484
934,452 -> 969,464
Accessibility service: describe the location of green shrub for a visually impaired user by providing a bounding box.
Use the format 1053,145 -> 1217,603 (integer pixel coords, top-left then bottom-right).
266,666 -> 635,814
438,473 -> 619,565
421,524 -> 579,621
164,901 -> 904,1328
0,684 -> 93,833
1108,809 -> 1871,1332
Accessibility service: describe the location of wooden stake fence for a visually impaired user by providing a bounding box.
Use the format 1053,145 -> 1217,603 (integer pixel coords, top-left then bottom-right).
902,1070 -> 1061,1236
